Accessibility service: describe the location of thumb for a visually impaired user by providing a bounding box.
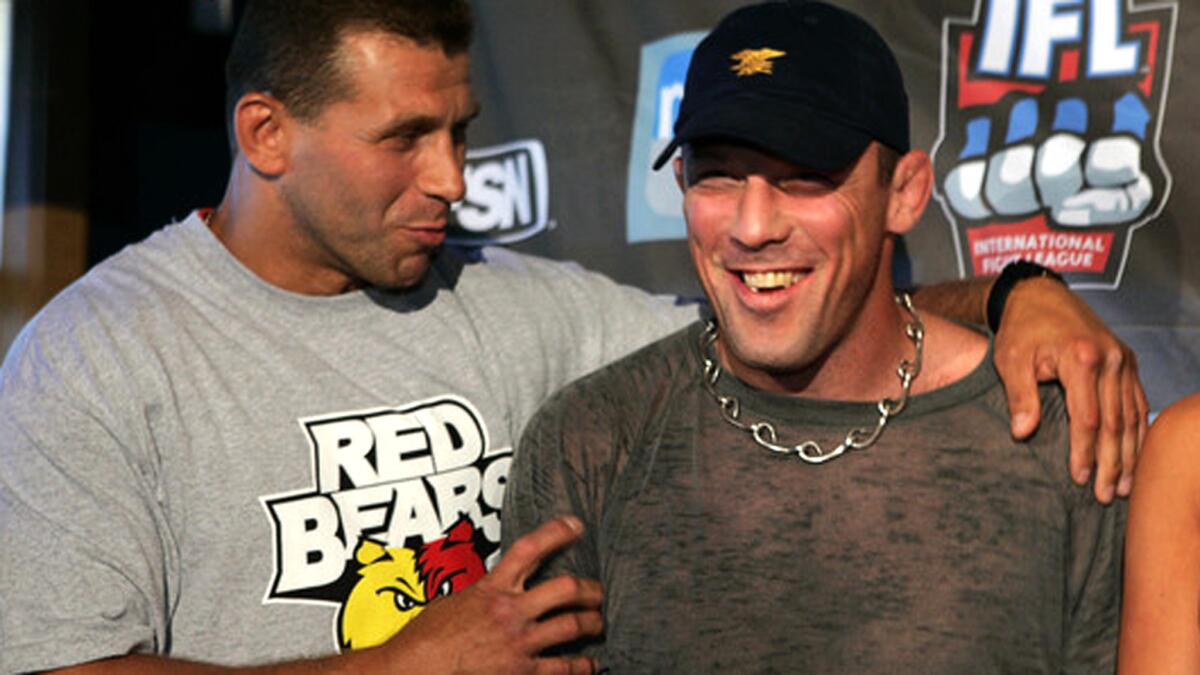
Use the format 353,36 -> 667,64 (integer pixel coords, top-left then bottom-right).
996,350 -> 1042,439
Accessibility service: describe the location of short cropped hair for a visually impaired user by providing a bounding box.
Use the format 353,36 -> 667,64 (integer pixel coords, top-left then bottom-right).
225,0 -> 473,138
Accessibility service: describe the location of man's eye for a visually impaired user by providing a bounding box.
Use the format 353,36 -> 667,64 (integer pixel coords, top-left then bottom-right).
385,134 -> 419,151
690,173 -> 743,190
778,174 -> 833,194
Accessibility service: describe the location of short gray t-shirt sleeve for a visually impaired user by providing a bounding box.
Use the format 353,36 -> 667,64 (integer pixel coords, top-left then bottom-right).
471,246 -> 695,380
458,246 -> 697,445
0,295 -> 175,672
0,224 -> 696,672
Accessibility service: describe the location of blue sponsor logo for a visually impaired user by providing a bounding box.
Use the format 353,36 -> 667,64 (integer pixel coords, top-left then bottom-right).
625,33 -> 705,244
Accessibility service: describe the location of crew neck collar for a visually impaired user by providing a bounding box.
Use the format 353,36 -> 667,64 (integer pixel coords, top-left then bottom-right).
688,321 -> 997,427
176,209 -> 441,316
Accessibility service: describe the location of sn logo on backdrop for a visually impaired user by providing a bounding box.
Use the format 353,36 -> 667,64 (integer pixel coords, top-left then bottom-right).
448,139 -> 552,246
933,0 -> 1177,289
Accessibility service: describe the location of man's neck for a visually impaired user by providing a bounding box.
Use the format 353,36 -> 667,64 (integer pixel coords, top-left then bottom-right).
209,171 -> 359,296
727,285 -> 915,402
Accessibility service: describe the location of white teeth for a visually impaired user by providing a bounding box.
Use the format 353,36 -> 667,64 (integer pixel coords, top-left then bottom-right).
741,270 -> 804,292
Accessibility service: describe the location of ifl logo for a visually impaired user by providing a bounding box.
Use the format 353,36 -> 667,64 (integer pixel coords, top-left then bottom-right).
933,0 -> 1177,289
260,396 -> 507,650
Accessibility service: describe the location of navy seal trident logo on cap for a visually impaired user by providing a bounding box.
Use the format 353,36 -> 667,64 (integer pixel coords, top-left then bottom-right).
730,48 -> 786,77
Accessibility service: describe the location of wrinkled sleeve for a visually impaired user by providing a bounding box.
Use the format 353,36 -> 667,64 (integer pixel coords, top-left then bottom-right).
561,269 -> 698,373
1062,479 -> 1126,672
0,323 -> 174,673
484,247 -> 698,381
502,387 -> 607,584
503,379 -> 643,662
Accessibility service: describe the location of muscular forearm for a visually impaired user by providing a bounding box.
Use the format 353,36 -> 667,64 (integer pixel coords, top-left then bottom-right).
908,276 -> 995,326
46,519 -> 601,675
49,648 -> 400,675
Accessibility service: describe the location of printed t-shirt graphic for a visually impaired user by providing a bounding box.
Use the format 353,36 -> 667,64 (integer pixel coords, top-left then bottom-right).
261,395 -> 509,651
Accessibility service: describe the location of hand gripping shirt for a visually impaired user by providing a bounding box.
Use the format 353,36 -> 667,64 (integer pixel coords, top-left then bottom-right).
0,212 -> 693,671
504,323 -> 1125,674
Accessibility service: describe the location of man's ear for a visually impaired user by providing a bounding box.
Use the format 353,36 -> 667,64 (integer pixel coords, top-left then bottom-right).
232,92 -> 292,177
673,156 -> 686,192
885,149 -> 934,236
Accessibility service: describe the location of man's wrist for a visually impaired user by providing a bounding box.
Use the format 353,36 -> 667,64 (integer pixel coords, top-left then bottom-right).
986,260 -> 1067,333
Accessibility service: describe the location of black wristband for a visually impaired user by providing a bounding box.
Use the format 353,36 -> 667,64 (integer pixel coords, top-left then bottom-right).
986,260 -> 1066,333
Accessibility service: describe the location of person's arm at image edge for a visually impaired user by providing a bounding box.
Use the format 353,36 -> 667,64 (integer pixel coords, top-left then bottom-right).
1118,394 -> 1200,675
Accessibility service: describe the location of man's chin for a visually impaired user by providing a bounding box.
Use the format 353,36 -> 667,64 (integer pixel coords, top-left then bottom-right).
718,332 -> 823,384
372,249 -> 440,291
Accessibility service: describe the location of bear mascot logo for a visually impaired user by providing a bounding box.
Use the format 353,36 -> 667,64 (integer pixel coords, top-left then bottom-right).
337,517 -> 487,650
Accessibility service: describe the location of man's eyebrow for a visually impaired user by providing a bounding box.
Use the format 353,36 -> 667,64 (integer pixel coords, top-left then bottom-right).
372,105 -> 481,141
371,115 -> 438,141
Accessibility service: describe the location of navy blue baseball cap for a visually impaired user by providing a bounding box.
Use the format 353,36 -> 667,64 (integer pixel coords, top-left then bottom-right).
652,0 -> 910,172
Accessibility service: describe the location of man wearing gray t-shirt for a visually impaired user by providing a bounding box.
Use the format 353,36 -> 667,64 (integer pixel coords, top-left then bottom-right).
505,2 -> 1123,671
0,0 -> 1141,673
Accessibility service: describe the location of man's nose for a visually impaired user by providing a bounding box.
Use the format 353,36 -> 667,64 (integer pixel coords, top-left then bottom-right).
417,132 -> 467,204
732,176 -> 789,249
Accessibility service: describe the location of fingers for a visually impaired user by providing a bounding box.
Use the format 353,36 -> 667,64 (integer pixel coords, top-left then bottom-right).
994,337 -> 1043,440
1117,351 -> 1148,497
1135,369 -> 1151,447
520,574 -> 604,619
519,576 -> 603,666
1059,341 -> 1101,492
535,655 -> 599,675
491,517 -> 584,589
1090,345 -> 1125,503
991,270 -> 1147,504
524,608 -> 605,654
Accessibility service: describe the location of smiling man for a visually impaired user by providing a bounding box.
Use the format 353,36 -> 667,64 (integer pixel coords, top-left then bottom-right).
504,1 -> 1124,671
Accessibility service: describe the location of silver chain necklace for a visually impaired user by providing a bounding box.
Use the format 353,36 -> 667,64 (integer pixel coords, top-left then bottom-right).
699,292 -> 924,465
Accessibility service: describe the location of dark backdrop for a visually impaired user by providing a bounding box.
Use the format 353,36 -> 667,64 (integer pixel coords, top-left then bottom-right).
54,0 -> 1199,414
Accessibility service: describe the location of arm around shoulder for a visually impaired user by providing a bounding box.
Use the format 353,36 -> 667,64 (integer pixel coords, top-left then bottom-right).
1119,393 -> 1200,674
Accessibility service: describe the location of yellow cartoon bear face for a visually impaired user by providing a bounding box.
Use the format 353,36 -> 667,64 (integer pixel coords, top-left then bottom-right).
337,539 -> 428,650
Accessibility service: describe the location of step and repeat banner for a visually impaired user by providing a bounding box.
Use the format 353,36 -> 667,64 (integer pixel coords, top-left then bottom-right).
453,0 -> 1197,414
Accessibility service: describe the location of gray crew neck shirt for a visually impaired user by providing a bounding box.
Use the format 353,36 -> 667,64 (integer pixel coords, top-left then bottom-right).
0,212 -> 694,671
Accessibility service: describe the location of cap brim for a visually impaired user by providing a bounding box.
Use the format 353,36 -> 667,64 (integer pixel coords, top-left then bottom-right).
652,97 -> 873,173
652,139 -> 683,171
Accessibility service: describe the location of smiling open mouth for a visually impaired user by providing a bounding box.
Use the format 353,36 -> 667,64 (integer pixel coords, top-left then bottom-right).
740,270 -> 807,292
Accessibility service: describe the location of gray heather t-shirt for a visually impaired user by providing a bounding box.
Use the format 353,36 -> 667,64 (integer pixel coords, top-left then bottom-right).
505,323 -> 1124,674
0,212 -> 693,672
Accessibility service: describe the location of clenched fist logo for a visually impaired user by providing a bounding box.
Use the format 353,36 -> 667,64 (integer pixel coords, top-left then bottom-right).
932,0 -> 1177,288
